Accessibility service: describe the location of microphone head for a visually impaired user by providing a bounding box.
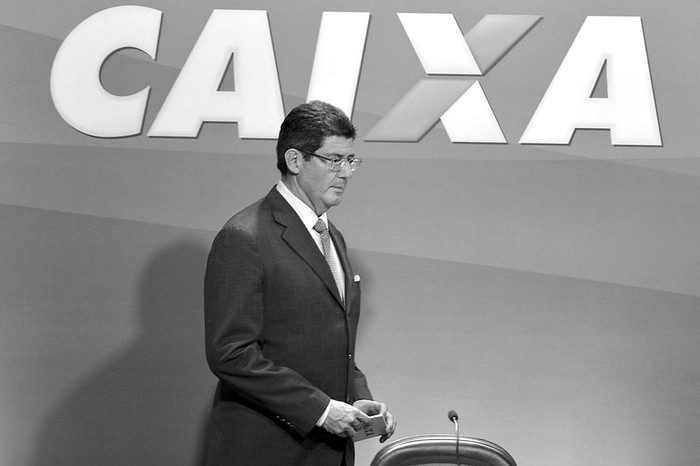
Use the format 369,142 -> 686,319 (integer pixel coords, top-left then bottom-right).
448,410 -> 459,422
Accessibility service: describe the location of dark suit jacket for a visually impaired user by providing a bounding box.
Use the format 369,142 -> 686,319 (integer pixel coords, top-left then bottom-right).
204,187 -> 373,465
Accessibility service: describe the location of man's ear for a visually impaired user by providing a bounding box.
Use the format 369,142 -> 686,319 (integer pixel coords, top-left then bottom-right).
284,149 -> 301,175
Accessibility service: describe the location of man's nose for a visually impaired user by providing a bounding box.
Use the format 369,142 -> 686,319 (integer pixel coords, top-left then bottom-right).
338,162 -> 353,178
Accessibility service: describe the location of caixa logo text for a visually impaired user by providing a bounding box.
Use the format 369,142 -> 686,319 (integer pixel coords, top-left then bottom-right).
50,6 -> 661,146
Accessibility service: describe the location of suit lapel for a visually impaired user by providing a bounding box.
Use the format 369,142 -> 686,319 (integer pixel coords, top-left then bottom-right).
267,188 -> 345,308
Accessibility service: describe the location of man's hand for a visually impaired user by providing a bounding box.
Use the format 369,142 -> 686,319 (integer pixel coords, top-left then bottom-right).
321,400 -> 370,438
353,399 -> 397,443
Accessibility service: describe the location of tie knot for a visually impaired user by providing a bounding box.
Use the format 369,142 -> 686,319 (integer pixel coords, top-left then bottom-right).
313,218 -> 328,233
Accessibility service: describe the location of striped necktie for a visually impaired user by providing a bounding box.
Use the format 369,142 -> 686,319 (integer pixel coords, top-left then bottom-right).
313,218 -> 344,301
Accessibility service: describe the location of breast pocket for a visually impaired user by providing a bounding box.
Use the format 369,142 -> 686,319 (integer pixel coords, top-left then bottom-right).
347,274 -> 361,314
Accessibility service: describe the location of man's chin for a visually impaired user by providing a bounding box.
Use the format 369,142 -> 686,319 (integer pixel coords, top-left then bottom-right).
324,194 -> 343,210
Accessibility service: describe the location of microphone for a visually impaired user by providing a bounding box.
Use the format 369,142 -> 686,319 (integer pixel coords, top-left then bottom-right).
447,410 -> 460,466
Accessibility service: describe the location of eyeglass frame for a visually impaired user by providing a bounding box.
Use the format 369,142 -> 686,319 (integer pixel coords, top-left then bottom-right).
296,149 -> 362,172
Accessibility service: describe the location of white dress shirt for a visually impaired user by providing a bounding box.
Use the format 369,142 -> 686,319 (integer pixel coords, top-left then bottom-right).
276,181 -> 346,297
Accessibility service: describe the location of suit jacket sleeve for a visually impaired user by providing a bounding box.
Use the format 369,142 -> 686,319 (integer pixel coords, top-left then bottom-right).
204,222 -> 331,435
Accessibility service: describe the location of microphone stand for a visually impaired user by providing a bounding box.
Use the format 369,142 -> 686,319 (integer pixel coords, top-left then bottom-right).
448,410 -> 460,466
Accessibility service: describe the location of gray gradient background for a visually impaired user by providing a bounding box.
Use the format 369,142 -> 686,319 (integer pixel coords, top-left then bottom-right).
2,1 -> 699,465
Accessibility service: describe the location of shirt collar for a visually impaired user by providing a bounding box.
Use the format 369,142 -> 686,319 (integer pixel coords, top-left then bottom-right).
276,181 -> 329,231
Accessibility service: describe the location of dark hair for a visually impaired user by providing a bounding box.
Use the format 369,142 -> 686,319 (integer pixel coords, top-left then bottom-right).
276,100 -> 357,175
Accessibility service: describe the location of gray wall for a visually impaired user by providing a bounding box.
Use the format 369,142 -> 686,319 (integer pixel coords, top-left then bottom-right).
2,1 -> 699,465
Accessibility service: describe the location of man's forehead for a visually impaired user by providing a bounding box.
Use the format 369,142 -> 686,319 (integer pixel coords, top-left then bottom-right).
319,135 -> 354,152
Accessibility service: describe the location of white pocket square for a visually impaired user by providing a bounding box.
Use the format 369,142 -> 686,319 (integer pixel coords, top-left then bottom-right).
354,274 -> 361,282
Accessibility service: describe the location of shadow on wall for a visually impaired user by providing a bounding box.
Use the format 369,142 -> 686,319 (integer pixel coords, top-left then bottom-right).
32,240 -> 216,466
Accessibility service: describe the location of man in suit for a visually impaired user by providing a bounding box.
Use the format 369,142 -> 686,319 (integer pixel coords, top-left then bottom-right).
204,100 -> 396,465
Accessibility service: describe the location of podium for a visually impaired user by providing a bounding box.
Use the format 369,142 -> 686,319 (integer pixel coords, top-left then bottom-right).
370,434 -> 517,466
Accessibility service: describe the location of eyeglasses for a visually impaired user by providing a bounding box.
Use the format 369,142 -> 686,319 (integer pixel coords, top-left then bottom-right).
297,150 -> 362,172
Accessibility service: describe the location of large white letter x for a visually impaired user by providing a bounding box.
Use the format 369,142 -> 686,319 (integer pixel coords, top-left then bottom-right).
366,14 -> 541,143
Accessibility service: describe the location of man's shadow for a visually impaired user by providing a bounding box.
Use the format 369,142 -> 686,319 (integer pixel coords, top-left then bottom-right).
32,240 -> 216,465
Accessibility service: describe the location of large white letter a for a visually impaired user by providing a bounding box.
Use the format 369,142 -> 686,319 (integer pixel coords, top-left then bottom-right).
149,10 -> 284,139
520,16 -> 661,146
